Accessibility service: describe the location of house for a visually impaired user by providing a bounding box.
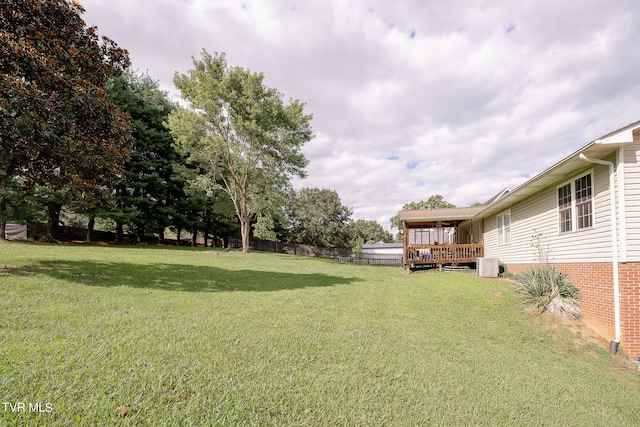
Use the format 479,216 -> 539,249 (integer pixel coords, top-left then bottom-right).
361,242 -> 403,265
362,242 -> 403,255
399,120 -> 640,359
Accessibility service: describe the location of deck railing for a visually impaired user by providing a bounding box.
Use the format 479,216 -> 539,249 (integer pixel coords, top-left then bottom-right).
404,243 -> 484,267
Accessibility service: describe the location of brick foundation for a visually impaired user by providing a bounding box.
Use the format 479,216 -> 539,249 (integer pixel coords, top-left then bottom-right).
506,262 -> 640,359
619,263 -> 640,359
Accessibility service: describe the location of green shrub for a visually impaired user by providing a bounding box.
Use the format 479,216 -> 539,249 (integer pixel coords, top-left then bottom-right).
515,266 -> 581,318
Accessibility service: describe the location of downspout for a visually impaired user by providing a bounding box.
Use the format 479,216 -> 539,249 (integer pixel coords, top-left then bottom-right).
579,153 -> 621,354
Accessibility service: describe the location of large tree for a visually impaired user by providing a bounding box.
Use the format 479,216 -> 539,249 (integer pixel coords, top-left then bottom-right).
351,219 -> 394,246
0,0 -> 132,239
169,50 -> 312,252
288,187 -> 353,249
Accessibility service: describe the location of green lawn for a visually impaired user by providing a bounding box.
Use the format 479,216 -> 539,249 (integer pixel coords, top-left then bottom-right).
1,242 -> 639,426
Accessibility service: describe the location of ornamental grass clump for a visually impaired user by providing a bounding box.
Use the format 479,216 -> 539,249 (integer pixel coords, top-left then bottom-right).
515,266 -> 582,319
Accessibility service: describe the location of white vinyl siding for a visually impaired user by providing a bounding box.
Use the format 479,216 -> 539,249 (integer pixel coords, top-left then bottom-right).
623,140 -> 640,261
484,164 -> 612,264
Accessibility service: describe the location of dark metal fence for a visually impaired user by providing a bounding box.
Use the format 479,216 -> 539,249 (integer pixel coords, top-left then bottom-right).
353,254 -> 403,265
227,237 -> 403,266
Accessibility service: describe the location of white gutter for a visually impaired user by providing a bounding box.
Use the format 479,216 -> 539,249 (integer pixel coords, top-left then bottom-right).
579,153 -> 621,353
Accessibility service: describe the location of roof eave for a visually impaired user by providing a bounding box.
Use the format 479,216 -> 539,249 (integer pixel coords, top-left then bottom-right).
474,120 -> 640,219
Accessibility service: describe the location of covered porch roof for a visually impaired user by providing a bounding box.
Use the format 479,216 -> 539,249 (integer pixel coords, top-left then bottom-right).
398,206 -> 483,228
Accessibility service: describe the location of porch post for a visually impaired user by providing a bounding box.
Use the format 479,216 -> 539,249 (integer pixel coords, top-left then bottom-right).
403,221 -> 410,274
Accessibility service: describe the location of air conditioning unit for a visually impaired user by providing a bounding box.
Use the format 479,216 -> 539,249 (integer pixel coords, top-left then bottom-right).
477,257 -> 499,278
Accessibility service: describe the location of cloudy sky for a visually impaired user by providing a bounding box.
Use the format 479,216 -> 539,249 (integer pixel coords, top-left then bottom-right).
79,0 -> 640,232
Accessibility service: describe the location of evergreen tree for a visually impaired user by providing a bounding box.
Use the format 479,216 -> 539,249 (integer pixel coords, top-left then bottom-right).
106,71 -> 180,243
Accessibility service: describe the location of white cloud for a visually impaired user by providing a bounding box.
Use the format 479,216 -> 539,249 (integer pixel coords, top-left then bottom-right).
80,0 -> 640,232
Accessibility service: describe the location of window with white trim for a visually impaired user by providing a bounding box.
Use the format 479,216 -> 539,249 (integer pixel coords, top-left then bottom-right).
575,174 -> 593,229
558,183 -> 572,233
557,172 -> 593,233
497,210 -> 511,245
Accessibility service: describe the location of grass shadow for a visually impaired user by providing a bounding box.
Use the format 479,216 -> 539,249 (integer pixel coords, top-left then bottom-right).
7,260 -> 359,292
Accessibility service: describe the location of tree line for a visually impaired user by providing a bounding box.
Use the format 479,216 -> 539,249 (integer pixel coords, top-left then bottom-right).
1,0 -> 397,252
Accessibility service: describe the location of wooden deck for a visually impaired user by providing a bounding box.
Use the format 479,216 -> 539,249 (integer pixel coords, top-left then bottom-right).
404,243 -> 484,271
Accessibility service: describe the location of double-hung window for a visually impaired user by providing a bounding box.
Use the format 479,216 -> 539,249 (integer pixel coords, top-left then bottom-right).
557,172 -> 593,233
575,175 -> 593,229
558,183 -> 572,233
497,210 -> 511,245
